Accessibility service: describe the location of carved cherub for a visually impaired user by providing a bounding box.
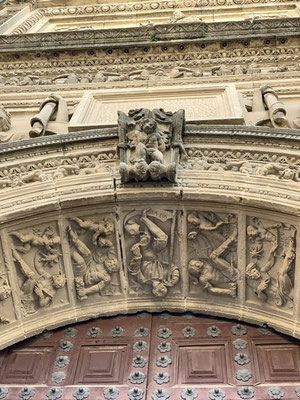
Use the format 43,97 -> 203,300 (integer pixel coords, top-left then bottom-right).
247,218 -> 281,258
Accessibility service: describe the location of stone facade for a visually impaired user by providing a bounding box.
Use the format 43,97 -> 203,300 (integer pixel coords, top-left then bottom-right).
0,0 -> 300,350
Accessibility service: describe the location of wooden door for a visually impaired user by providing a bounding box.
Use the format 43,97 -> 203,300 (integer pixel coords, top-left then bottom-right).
0,313 -> 299,400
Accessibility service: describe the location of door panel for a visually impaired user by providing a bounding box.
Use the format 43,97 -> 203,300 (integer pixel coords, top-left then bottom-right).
0,313 -> 299,400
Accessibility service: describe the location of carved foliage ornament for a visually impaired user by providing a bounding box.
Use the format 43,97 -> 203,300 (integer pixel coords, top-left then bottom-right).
118,108 -> 185,183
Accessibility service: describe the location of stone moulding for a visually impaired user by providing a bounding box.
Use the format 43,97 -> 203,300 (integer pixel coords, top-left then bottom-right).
0,124 -> 299,350
0,18 -> 300,52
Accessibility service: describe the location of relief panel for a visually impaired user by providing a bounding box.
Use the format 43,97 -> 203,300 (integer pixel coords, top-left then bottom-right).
0,239 -> 14,326
245,217 -> 296,309
122,208 -> 182,298
67,214 -> 122,301
187,211 -> 238,299
10,223 -> 68,317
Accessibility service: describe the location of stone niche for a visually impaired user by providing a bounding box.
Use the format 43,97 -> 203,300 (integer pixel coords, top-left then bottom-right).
69,84 -> 244,130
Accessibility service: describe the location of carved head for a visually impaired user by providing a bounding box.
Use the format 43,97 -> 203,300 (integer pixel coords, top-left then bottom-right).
187,213 -> 199,226
246,262 -> 260,280
52,274 -> 66,289
104,258 -> 120,273
152,281 -> 167,297
134,160 -> 148,181
149,161 -> 163,180
44,225 -> 55,238
142,117 -> 157,134
139,230 -> 151,247
0,104 -> 11,132
188,259 -> 204,276
246,225 -> 258,239
125,219 -> 140,237
0,277 -> 11,301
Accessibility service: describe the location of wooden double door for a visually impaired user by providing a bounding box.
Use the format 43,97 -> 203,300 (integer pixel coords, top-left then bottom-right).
0,313 -> 300,399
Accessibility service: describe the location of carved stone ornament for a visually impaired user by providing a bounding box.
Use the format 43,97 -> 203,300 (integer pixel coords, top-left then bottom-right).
118,108 -> 185,183
73,387 -> 89,400
29,93 -> 70,138
128,387 -> 144,400
237,387 -> 254,400
103,387 -> 120,400
46,387 -> 63,400
188,212 -> 238,298
181,388 -> 198,400
124,208 -> 180,298
152,388 -> 170,400
208,388 -> 226,400
67,216 -> 121,301
0,388 -> 8,399
18,387 -> 35,400
268,387 -> 285,400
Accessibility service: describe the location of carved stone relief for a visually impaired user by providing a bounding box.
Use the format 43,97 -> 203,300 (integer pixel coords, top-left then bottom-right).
67,215 -> 121,300
118,108 -> 185,183
246,217 -> 296,308
187,211 -> 238,298
10,224 -> 67,316
0,245 -> 12,325
122,208 -> 181,297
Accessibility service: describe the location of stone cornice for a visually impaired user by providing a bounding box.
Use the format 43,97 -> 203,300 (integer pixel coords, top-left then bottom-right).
0,18 -> 299,53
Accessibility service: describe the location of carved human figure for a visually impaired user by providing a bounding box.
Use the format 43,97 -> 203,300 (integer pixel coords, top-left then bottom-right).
276,233 -> 295,306
12,248 -> 66,311
125,209 -> 179,297
188,259 -> 237,297
0,104 -> 11,133
67,217 -> 119,300
11,226 -> 61,268
187,212 -> 238,293
246,218 -> 281,259
246,232 -> 279,301
170,10 -> 202,23
29,93 -> 70,137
